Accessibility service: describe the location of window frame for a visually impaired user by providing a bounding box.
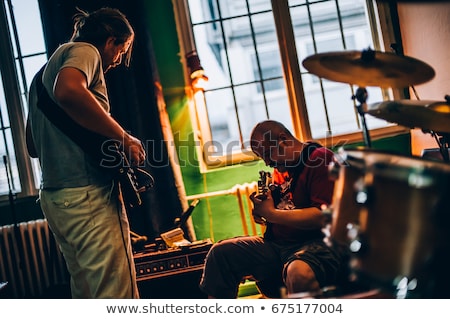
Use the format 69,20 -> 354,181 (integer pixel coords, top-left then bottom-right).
176,0 -> 408,172
0,0 -> 43,199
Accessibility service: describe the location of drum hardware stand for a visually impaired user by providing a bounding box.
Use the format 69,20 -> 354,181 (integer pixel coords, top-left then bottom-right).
423,130 -> 450,162
422,95 -> 450,162
352,87 -> 372,148
391,46 -> 450,161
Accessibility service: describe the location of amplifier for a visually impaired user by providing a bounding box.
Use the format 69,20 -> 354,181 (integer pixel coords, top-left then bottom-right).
134,239 -> 212,299
134,239 -> 212,281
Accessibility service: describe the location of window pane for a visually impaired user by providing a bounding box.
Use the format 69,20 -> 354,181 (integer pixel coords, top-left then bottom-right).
0,77 -> 11,128
365,87 -> 393,130
248,0 -> 272,13
222,16 -> 258,85
218,0 -> 248,19
252,12 -> 281,80
302,73 -> 329,137
0,128 -> 21,194
204,88 -> 237,153
340,0 -> 373,50
289,0 -> 307,5
188,0 -> 210,24
322,81 -> 359,136
290,0 -> 387,140
10,0 -> 46,56
22,54 -> 47,94
235,83 -> 267,143
265,79 -> 293,132
194,22 -> 232,90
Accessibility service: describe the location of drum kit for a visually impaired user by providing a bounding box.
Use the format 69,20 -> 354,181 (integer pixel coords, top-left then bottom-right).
303,48 -> 450,298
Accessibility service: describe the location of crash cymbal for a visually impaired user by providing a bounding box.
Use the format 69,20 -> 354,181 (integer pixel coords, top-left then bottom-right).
302,48 -> 435,88
366,100 -> 450,133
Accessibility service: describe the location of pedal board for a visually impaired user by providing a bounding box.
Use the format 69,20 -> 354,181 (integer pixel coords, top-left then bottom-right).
134,239 -> 212,281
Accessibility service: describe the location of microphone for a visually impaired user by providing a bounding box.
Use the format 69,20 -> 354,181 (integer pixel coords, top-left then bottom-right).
174,199 -> 200,228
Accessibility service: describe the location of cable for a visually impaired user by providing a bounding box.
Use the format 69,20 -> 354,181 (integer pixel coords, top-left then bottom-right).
115,181 -> 137,299
135,167 -> 155,193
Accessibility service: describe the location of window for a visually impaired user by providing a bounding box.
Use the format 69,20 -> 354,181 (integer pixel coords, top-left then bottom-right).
176,0 -> 404,171
0,0 -> 47,197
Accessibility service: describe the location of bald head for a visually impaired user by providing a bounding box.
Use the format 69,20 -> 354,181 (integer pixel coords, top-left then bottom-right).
250,120 -> 305,172
250,120 -> 293,153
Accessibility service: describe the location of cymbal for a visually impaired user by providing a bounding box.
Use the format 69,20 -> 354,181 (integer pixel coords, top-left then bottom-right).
366,100 -> 450,133
302,49 -> 435,88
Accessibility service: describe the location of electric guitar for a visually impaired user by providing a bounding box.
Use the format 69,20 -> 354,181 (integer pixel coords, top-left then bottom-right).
257,170 -> 272,199
109,143 -> 154,208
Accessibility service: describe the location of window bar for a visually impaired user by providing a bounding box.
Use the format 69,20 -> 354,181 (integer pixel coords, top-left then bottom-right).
334,0 -> 361,129
213,0 -> 244,147
6,0 -> 28,99
246,0 -> 270,121
0,104 -> 16,191
305,0 -> 332,134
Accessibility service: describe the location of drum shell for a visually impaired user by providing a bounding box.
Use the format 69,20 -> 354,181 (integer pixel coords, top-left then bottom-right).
355,163 -> 449,278
335,149 -> 450,297
329,153 -> 365,245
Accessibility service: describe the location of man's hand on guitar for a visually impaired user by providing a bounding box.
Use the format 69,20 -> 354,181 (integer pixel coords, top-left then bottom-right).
250,190 -> 275,224
123,133 -> 146,165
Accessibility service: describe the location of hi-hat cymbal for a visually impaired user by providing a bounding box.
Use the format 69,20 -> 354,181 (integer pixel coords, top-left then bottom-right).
366,100 -> 450,133
302,49 -> 435,88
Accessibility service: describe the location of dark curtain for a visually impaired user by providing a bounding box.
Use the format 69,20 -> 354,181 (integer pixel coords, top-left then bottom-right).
37,0 -> 185,241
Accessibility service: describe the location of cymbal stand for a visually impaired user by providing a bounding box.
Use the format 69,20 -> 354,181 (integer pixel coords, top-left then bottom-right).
422,95 -> 450,162
428,131 -> 450,162
352,87 -> 372,148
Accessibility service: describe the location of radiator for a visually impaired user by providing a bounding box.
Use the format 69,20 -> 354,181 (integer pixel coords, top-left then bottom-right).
186,181 -> 265,237
0,219 -> 69,298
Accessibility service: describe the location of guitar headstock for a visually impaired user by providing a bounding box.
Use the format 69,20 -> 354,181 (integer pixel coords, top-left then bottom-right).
257,170 -> 272,198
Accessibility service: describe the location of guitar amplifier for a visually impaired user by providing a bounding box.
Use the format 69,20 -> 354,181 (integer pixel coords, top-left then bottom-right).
134,239 -> 212,280
134,239 -> 212,299
134,239 -> 213,298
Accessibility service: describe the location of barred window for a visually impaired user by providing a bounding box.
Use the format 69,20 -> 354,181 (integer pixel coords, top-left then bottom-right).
0,0 -> 47,196
177,0 -> 404,171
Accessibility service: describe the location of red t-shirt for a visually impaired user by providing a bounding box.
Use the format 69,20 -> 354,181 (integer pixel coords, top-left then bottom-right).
265,147 -> 335,243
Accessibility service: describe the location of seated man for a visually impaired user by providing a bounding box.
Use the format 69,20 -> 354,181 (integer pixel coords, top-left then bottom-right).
199,120 -> 344,298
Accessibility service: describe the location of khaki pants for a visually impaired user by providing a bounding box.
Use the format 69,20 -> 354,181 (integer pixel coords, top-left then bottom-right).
40,182 -> 139,298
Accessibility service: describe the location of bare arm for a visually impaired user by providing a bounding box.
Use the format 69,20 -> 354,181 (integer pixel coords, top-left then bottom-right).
53,67 -> 145,164
250,190 -> 326,229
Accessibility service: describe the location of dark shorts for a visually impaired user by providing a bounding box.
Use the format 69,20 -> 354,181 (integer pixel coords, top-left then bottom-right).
199,236 -> 344,298
281,240 -> 342,288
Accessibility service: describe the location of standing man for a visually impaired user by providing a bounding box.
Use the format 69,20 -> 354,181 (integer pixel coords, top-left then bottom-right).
199,120 -> 343,298
26,7 -> 145,298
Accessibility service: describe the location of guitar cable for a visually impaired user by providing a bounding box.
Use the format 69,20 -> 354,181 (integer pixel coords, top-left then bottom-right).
135,167 -> 155,192
114,181 -> 137,299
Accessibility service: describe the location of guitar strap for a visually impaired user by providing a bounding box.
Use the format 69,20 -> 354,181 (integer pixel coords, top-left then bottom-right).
32,64 -> 148,208
33,64 -> 121,172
